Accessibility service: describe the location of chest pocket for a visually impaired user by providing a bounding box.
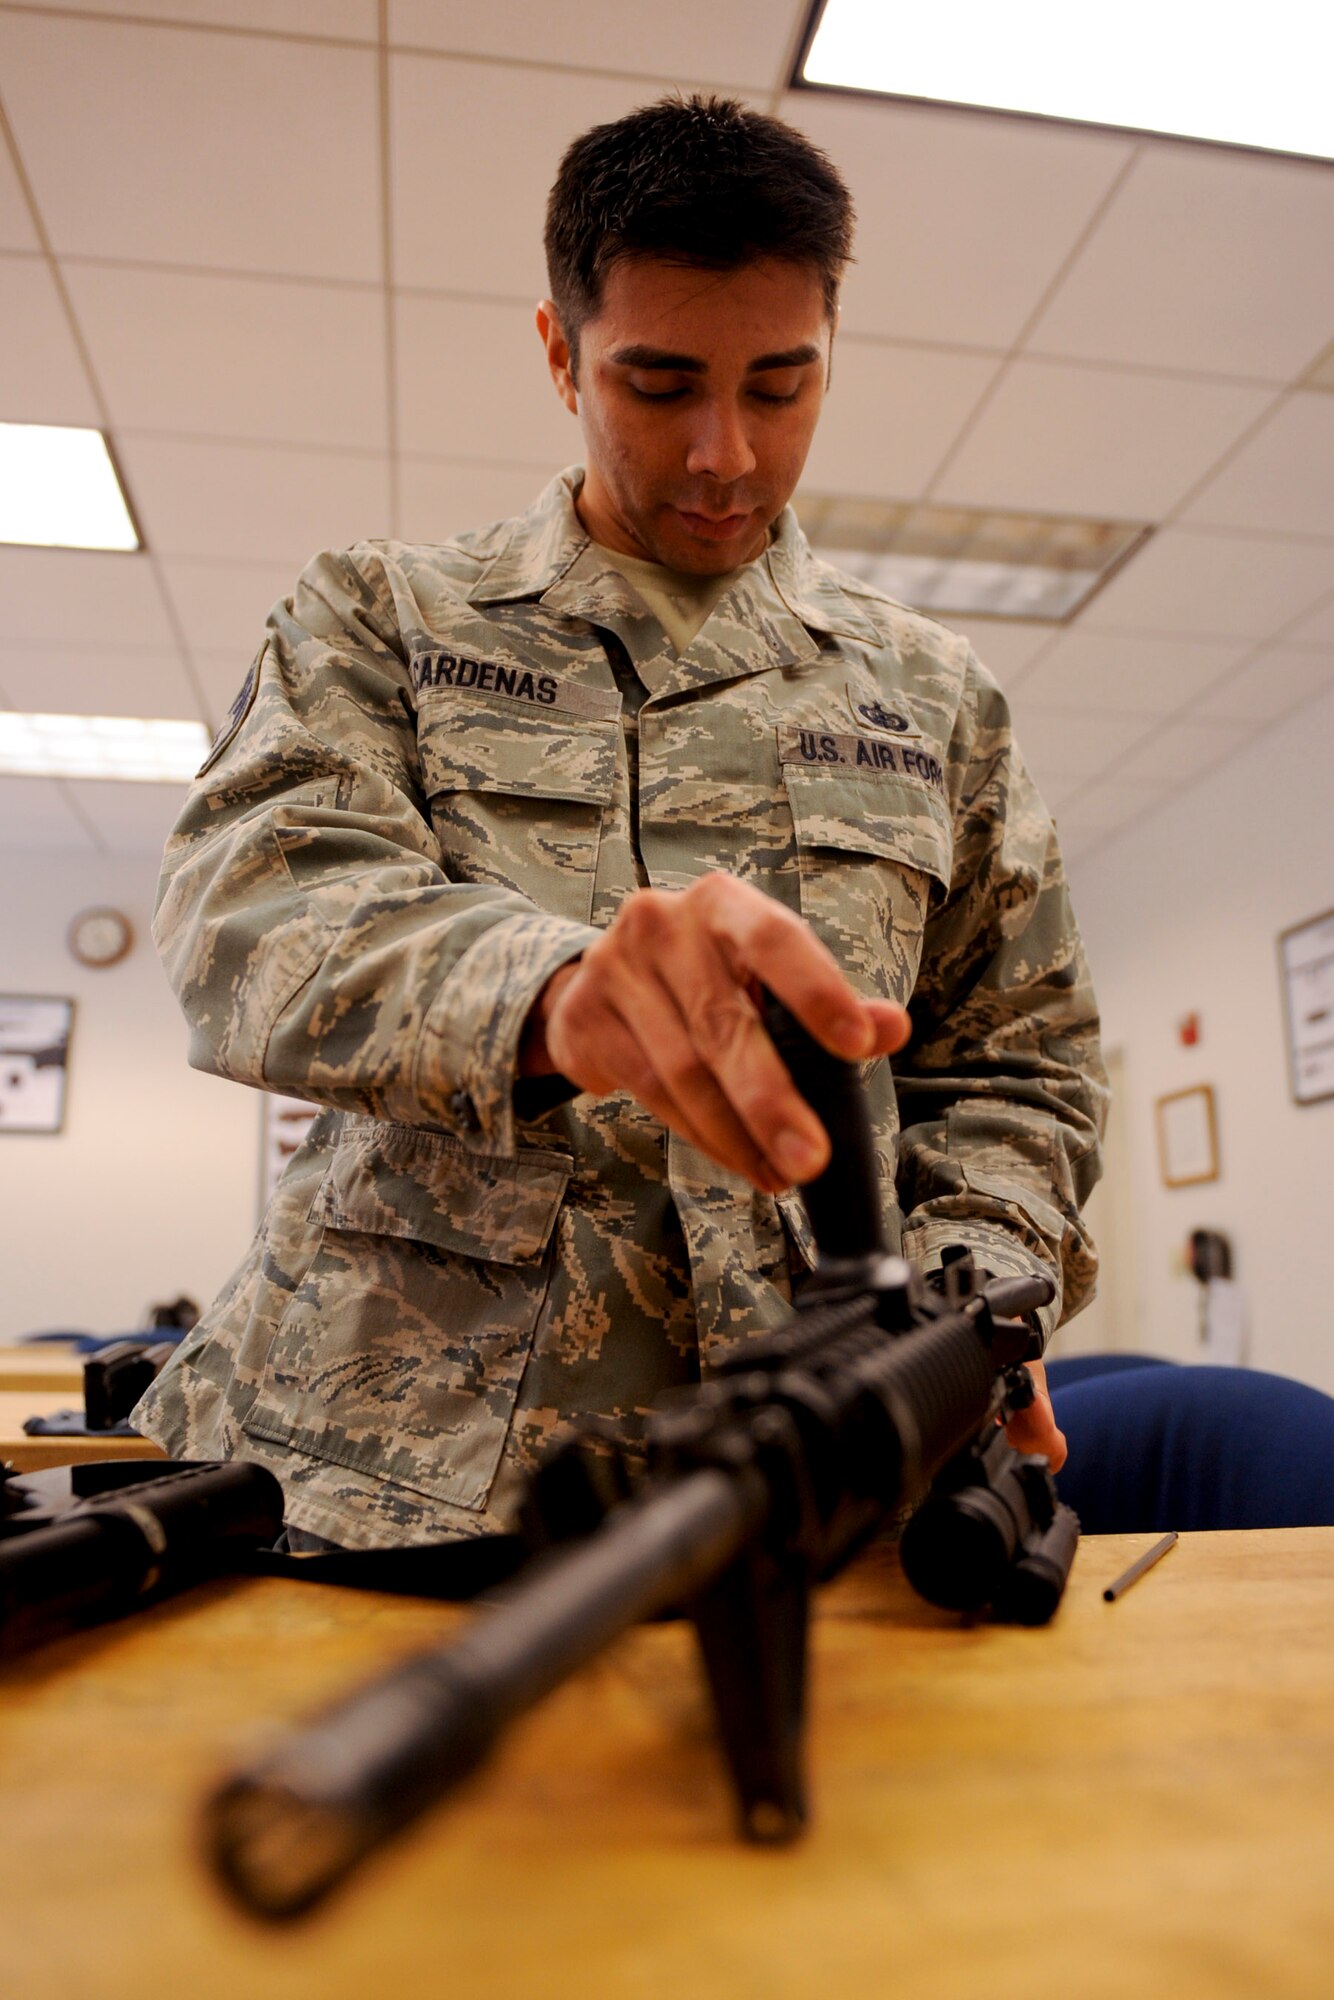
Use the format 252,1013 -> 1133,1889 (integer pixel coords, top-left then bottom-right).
242,1118 -> 571,1512
418,687 -> 620,925
783,767 -> 952,1004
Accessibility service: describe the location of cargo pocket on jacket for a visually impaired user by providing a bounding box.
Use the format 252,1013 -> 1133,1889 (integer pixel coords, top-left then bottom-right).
784,768 -> 951,1002
241,1118 -> 571,1512
418,685 -> 619,926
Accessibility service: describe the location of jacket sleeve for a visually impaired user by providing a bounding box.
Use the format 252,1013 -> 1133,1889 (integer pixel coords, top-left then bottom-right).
894,653 -> 1109,1339
152,545 -> 596,1154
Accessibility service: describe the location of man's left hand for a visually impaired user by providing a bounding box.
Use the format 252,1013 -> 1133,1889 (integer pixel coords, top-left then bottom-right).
1004,1358 -> 1067,1471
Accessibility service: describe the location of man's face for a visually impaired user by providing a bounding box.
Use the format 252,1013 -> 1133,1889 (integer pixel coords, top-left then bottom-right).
537,256 -> 832,574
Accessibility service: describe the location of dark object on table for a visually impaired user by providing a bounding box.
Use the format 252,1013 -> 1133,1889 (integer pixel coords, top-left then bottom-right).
1103,1531 -> 1179,1602
22,1337 -> 178,1438
0,1458 -> 285,1657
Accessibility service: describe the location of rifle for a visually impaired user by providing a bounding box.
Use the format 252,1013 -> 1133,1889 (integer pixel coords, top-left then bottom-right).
205,999 -> 1080,1921
0,1458 -> 284,1658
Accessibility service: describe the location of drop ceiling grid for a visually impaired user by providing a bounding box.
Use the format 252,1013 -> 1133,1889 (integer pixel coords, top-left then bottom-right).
0,0 -> 1328,858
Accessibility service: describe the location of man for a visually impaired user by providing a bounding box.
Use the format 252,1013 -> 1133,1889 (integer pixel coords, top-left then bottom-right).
134,96 -> 1106,1549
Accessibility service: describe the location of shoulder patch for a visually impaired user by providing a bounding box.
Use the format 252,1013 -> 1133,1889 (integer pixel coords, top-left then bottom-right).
197,658 -> 260,777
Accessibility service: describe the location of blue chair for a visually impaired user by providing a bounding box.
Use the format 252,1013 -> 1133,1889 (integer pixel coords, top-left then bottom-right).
1049,1362 -> 1334,1533
1045,1353 -> 1174,1390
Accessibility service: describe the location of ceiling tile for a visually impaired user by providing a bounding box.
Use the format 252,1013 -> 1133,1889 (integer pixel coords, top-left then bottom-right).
395,294 -> 578,464
193,649 -> 266,720
158,559 -> 299,657
0,646 -> 201,723
0,548 -> 176,647
1113,715 -> 1251,787
51,3 -> 375,33
0,254 -> 101,426
63,778 -> 189,855
0,774 -> 98,851
1079,528 -> 1334,642
390,0 -> 800,88
115,435 -> 391,564
1054,774 -> 1174,868
64,265 -> 388,450
936,359 -> 1273,518
948,619 -> 1059,685
1194,647 -> 1334,726
398,459 -> 557,546
800,341 -> 999,499
1059,783 -> 1170,866
391,57 -> 667,299
1004,704 -> 1149,786
0,12 -> 381,281
781,92 -> 1132,348
1013,631 -> 1245,717
1028,143 -> 1334,381
0,133 -> 39,252
1057,774 -> 1172,824
1178,393 -> 1334,540
1283,591 -> 1334,649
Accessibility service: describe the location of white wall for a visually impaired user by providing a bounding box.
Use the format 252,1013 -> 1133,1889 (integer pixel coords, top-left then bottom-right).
1068,682 -> 1334,1395
1,844 -> 260,1341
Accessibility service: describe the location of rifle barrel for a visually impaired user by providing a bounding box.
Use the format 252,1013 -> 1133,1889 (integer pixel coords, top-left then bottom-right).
206,1462 -> 769,1920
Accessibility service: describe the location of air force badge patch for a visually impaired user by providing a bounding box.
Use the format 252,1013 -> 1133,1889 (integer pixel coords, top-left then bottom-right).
846,684 -> 919,737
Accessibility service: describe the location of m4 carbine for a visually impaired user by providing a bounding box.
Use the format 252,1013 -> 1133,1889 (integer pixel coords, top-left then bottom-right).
206,999 -> 1079,1920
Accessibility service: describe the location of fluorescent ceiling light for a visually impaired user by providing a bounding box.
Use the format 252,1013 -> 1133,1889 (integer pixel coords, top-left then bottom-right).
0,423 -> 140,551
798,0 -> 1334,162
794,493 -> 1150,621
0,713 -> 207,782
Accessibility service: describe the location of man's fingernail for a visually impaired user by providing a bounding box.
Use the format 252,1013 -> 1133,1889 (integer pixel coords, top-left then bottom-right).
776,1131 -> 825,1182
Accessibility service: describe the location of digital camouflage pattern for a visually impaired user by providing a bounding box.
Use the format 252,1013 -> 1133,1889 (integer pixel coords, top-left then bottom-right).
134,470 -> 1107,1548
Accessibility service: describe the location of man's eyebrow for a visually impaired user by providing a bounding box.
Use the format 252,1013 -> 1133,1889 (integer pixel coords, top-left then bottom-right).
607,343 -> 823,374
746,345 -> 822,373
609,345 -> 705,372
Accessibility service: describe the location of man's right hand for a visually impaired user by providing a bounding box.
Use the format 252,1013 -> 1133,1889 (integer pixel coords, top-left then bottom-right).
519,874 -> 910,1195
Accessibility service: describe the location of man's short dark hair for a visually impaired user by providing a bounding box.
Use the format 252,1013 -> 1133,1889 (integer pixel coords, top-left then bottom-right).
545,95 -> 855,374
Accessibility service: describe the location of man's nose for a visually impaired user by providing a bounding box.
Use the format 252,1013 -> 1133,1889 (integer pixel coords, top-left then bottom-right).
684,400 -> 757,484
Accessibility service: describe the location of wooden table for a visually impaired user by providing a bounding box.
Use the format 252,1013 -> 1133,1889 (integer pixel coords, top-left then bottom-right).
2,1529 -> 1331,2000
0,1390 -> 166,1471
0,1343 -> 85,1393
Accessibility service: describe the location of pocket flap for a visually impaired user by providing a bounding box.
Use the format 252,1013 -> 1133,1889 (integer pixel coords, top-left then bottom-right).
311,1119 -> 571,1263
419,685 -> 619,805
784,767 -> 952,888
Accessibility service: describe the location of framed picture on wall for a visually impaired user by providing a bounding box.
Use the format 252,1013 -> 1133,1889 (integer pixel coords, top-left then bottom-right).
1155,1083 -> 1220,1188
1278,906 -> 1334,1107
0,995 -> 75,1135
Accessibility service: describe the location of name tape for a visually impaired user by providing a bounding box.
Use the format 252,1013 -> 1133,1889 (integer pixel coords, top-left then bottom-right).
412,651 -> 620,721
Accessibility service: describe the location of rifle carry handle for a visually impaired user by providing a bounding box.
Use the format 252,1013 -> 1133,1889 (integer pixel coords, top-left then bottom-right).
760,991 -> 887,1263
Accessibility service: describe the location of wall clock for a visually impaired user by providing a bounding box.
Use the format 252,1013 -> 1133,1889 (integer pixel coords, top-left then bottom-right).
68,907 -> 134,969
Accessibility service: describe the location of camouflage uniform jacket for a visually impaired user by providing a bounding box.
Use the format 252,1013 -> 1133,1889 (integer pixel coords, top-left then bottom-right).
134,469 -> 1107,1548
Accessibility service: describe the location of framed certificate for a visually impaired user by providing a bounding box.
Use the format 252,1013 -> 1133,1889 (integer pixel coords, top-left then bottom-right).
0,995 -> 75,1135
1155,1084 -> 1219,1189
1278,907 -> 1334,1107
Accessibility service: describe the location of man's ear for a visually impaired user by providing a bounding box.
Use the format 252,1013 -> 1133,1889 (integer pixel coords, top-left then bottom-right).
826,301 -> 839,394
536,300 -> 578,415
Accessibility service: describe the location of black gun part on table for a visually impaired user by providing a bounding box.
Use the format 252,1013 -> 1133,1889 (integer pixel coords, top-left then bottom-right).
0,1458 -> 284,1659
205,995 -> 1080,1923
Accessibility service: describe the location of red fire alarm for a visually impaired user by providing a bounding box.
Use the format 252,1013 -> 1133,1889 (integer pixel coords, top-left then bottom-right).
1178,1012 -> 1200,1047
